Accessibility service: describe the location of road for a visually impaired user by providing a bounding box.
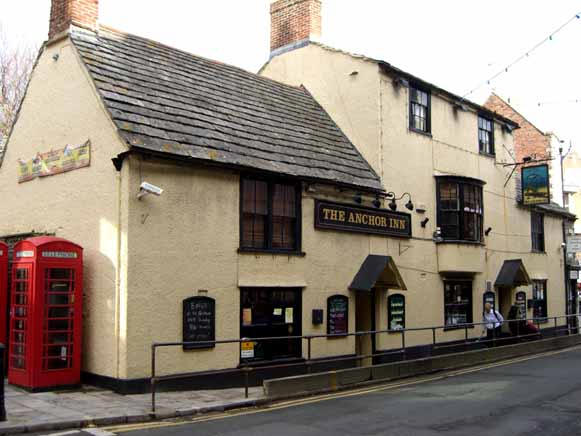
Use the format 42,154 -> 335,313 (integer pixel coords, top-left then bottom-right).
40,347 -> 581,436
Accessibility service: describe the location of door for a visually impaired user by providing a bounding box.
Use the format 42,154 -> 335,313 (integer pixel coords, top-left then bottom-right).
355,290 -> 375,366
8,264 -> 32,385
40,267 -> 76,375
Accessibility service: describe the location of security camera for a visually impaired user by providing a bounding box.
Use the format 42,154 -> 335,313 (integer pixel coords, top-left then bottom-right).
138,182 -> 163,200
561,242 -> 567,248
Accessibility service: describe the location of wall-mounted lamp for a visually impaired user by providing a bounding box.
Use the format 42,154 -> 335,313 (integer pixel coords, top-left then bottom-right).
372,195 -> 382,208
52,54 -> 60,62
353,193 -> 363,204
392,77 -> 409,88
421,217 -> 430,228
485,227 -> 493,236
386,192 -> 414,211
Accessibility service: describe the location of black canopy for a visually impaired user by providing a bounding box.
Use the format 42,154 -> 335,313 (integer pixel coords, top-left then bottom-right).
494,259 -> 532,287
349,255 -> 407,292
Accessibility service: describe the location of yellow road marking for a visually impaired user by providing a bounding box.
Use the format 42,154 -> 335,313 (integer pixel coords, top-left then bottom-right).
107,345 -> 581,434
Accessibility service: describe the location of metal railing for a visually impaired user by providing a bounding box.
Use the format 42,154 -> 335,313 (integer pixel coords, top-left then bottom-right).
150,313 -> 580,413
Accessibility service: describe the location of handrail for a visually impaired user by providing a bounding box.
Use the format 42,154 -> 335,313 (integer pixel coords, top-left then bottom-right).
150,313 -> 580,413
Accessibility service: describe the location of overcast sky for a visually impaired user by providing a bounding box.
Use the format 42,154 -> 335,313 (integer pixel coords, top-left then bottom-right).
2,0 -> 580,152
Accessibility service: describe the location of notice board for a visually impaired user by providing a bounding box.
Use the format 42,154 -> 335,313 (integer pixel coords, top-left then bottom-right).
183,296 -> 215,350
327,295 -> 348,335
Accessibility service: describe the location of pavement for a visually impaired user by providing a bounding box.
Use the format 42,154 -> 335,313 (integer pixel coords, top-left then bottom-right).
97,346 -> 581,436
0,383 -> 263,435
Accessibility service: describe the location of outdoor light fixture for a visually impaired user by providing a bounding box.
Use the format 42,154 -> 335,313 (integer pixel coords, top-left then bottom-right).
392,77 -> 409,88
372,195 -> 382,208
353,193 -> 363,204
385,192 -> 414,212
485,227 -> 493,236
421,217 -> 430,228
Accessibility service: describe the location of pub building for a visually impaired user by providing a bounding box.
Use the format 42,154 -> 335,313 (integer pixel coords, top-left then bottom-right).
0,0 -> 575,392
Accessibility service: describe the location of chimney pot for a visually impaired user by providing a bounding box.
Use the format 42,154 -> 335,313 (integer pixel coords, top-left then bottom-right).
49,0 -> 99,40
270,0 -> 321,54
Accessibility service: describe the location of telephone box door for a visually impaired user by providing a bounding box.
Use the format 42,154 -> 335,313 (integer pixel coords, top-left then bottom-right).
8,263 -> 33,387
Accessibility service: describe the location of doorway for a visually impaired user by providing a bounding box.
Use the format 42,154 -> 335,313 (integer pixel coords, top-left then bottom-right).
355,290 -> 375,366
497,287 -> 513,320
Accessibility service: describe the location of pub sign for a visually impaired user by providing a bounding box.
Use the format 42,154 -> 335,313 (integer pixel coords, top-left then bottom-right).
315,200 -> 412,238
522,165 -> 550,205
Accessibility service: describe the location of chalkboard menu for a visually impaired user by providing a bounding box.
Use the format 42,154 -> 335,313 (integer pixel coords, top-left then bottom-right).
483,291 -> 496,309
515,291 -> 527,319
183,296 -> 215,350
388,294 -> 405,330
327,295 -> 348,335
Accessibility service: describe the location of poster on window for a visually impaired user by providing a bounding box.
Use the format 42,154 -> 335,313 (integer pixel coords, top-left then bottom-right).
521,164 -> 550,205
388,294 -> 405,330
17,140 -> 91,183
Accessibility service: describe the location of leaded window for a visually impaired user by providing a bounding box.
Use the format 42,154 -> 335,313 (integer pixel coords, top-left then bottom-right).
409,85 -> 430,133
437,178 -> 484,242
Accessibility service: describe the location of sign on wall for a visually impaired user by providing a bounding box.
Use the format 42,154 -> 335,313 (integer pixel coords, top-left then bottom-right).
315,200 -> 412,238
567,235 -> 581,254
18,140 -> 91,183
388,294 -> 405,330
521,164 -> 550,205
183,296 -> 215,350
327,295 -> 348,335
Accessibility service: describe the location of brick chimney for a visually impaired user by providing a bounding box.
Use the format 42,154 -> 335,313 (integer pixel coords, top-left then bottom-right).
270,0 -> 322,54
49,0 -> 99,40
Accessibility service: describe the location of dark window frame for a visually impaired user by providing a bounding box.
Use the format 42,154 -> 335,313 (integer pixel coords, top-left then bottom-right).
239,176 -> 302,254
531,211 -> 545,252
436,177 -> 484,243
478,115 -> 495,155
409,84 -> 431,134
532,280 -> 548,321
444,280 -> 473,329
387,293 -> 406,331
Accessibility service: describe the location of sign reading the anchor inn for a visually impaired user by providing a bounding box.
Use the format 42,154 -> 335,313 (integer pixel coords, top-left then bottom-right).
315,200 -> 412,238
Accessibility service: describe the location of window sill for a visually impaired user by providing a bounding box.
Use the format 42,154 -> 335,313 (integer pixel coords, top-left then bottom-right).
443,324 -> 475,331
479,152 -> 496,159
531,250 -> 547,255
436,240 -> 485,246
238,248 -> 306,257
409,127 -> 432,138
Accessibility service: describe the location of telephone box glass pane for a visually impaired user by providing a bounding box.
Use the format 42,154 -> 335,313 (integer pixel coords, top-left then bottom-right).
43,268 -> 74,371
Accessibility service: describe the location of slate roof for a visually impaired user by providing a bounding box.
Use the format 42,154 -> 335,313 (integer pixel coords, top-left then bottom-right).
69,27 -> 383,192
535,202 -> 576,221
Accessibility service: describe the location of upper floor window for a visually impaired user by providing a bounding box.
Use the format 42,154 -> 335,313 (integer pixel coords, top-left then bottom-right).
531,211 -> 545,252
409,85 -> 430,134
437,178 -> 484,242
241,178 -> 300,252
478,116 -> 494,155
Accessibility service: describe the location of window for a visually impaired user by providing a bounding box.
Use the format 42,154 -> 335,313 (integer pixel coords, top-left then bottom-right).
532,280 -> 547,320
240,288 -> 302,361
241,178 -> 300,251
437,178 -> 484,242
531,211 -> 545,252
409,85 -> 430,133
478,116 -> 494,155
444,281 -> 473,327
388,294 -> 405,330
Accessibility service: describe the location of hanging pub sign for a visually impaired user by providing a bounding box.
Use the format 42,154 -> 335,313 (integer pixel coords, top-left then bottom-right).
327,295 -> 348,335
521,164 -> 550,205
18,140 -> 91,183
388,294 -> 405,330
315,200 -> 412,238
183,296 -> 215,350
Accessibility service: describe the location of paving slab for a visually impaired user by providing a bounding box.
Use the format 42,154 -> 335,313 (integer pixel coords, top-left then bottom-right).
0,381 -> 264,435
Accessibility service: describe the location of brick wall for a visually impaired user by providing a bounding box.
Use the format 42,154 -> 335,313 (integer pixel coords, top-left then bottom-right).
484,94 -> 551,164
49,0 -> 99,39
271,0 -> 322,52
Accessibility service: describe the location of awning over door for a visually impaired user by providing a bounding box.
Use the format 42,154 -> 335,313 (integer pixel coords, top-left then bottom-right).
494,259 -> 532,287
349,255 -> 407,292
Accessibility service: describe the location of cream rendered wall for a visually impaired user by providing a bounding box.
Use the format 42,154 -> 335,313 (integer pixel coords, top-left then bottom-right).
262,44 -> 568,347
0,37 -> 128,378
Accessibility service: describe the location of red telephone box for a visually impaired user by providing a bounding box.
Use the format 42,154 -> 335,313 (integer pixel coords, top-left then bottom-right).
8,237 -> 83,390
0,242 -> 8,347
